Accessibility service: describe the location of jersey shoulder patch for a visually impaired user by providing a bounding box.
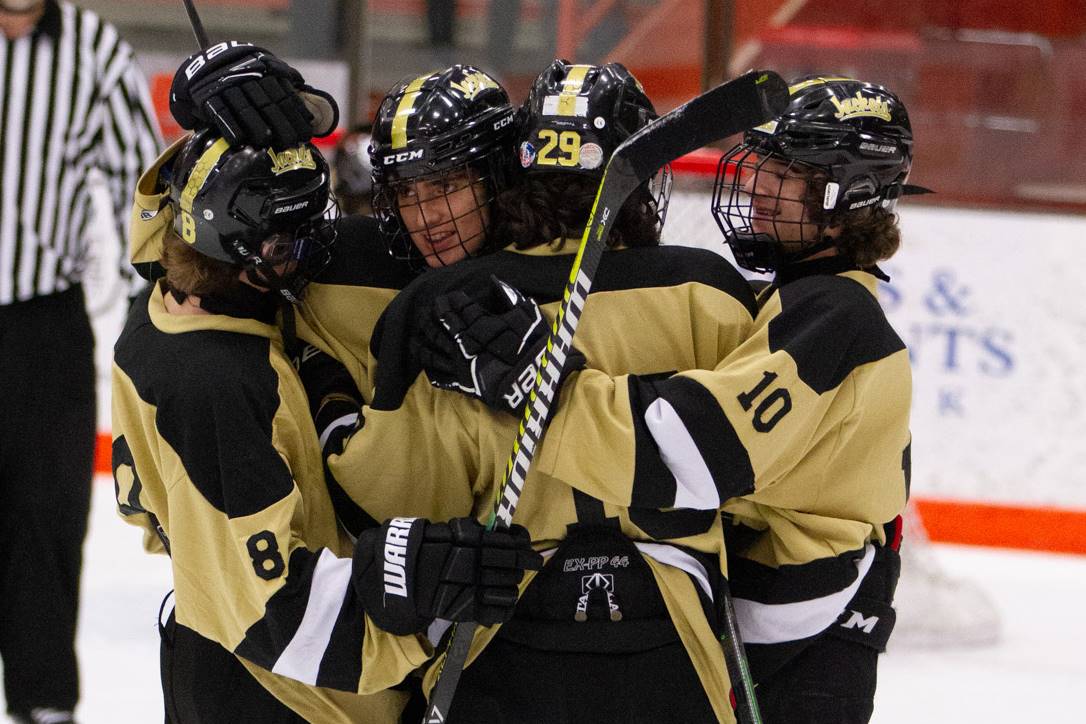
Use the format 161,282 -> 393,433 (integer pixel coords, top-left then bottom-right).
770,274 -> 905,394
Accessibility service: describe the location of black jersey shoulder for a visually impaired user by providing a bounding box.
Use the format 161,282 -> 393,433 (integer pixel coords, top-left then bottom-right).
595,245 -> 759,318
769,273 -> 906,394
389,245 -> 756,309
313,214 -> 416,290
115,311 -> 295,518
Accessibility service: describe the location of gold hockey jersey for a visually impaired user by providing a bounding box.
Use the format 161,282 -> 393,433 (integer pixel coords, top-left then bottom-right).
294,213 -> 415,401
118,141 -> 430,720
326,238 -> 760,722
112,283 -> 433,722
533,256 -> 912,664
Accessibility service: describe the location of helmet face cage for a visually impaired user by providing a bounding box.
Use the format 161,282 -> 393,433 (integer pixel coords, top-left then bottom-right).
711,144 -> 831,273
646,164 -> 673,237
372,152 -> 504,271
236,199 -> 339,303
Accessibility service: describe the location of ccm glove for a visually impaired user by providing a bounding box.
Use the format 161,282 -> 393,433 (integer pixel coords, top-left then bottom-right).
170,42 -> 338,147
354,516 -> 542,636
417,276 -> 585,416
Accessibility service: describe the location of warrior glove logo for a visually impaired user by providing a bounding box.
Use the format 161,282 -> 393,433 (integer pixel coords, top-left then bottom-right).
383,517 -> 416,598
841,609 -> 879,634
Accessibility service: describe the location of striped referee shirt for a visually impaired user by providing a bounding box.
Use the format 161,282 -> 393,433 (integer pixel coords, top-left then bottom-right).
0,0 -> 160,306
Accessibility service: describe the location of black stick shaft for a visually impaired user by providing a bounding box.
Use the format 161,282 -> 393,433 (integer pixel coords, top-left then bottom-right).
182,0 -> 210,49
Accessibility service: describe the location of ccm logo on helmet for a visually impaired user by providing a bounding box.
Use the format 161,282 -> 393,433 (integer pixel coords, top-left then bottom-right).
493,113 -> 514,131
184,41 -> 254,79
383,149 -> 424,165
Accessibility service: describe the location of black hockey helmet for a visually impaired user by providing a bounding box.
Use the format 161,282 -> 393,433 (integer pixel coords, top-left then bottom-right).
516,60 -> 670,228
369,65 -> 515,268
166,129 -> 336,302
712,76 -> 915,272
517,60 -> 657,177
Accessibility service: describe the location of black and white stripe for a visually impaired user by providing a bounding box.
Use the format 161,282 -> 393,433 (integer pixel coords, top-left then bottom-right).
0,1 -> 159,305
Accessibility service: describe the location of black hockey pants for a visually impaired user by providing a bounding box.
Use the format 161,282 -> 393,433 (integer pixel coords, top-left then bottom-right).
753,543 -> 901,724
159,606 -> 305,724
446,525 -> 718,723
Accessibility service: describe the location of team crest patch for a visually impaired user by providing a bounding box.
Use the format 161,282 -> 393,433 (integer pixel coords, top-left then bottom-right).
830,91 -> 892,122
450,70 -> 499,100
519,141 -> 537,168
267,146 -> 317,175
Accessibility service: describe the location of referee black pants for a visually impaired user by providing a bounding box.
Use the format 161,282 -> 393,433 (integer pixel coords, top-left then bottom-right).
0,286 -> 95,714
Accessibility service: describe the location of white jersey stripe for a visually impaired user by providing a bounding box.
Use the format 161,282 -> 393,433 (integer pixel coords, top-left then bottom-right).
732,543 -> 877,645
271,548 -> 353,685
635,541 -> 714,601
644,397 -> 721,510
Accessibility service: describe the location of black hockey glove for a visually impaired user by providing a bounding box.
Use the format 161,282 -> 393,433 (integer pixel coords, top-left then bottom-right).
170,42 -> 338,148
354,516 -> 542,636
417,276 -> 586,417
293,344 -> 363,459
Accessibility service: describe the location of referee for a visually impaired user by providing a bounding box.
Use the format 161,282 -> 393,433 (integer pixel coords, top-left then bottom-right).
0,2 -> 159,722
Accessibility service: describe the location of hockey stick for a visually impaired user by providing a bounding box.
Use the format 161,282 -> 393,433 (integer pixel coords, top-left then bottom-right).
422,69 -> 788,724
181,0 -> 210,49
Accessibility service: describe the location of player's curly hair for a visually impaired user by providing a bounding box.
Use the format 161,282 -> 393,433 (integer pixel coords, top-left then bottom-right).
161,229 -> 243,298
494,174 -> 661,250
831,206 -> 901,267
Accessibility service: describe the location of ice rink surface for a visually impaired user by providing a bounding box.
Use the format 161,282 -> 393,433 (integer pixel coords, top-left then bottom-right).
3,479 -> 1084,723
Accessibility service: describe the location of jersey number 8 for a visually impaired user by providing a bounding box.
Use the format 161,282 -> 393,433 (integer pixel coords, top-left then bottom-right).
247,530 -> 286,580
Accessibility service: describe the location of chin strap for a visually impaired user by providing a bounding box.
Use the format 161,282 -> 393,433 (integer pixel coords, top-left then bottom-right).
279,300 -> 299,357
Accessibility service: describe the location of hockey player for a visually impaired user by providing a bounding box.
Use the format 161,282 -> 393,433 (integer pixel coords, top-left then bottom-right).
324,61 -> 762,722
288,63 -> 521,492
440,75 -> 917,723
369,65 -> 516,271
112,129 -> 541,723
